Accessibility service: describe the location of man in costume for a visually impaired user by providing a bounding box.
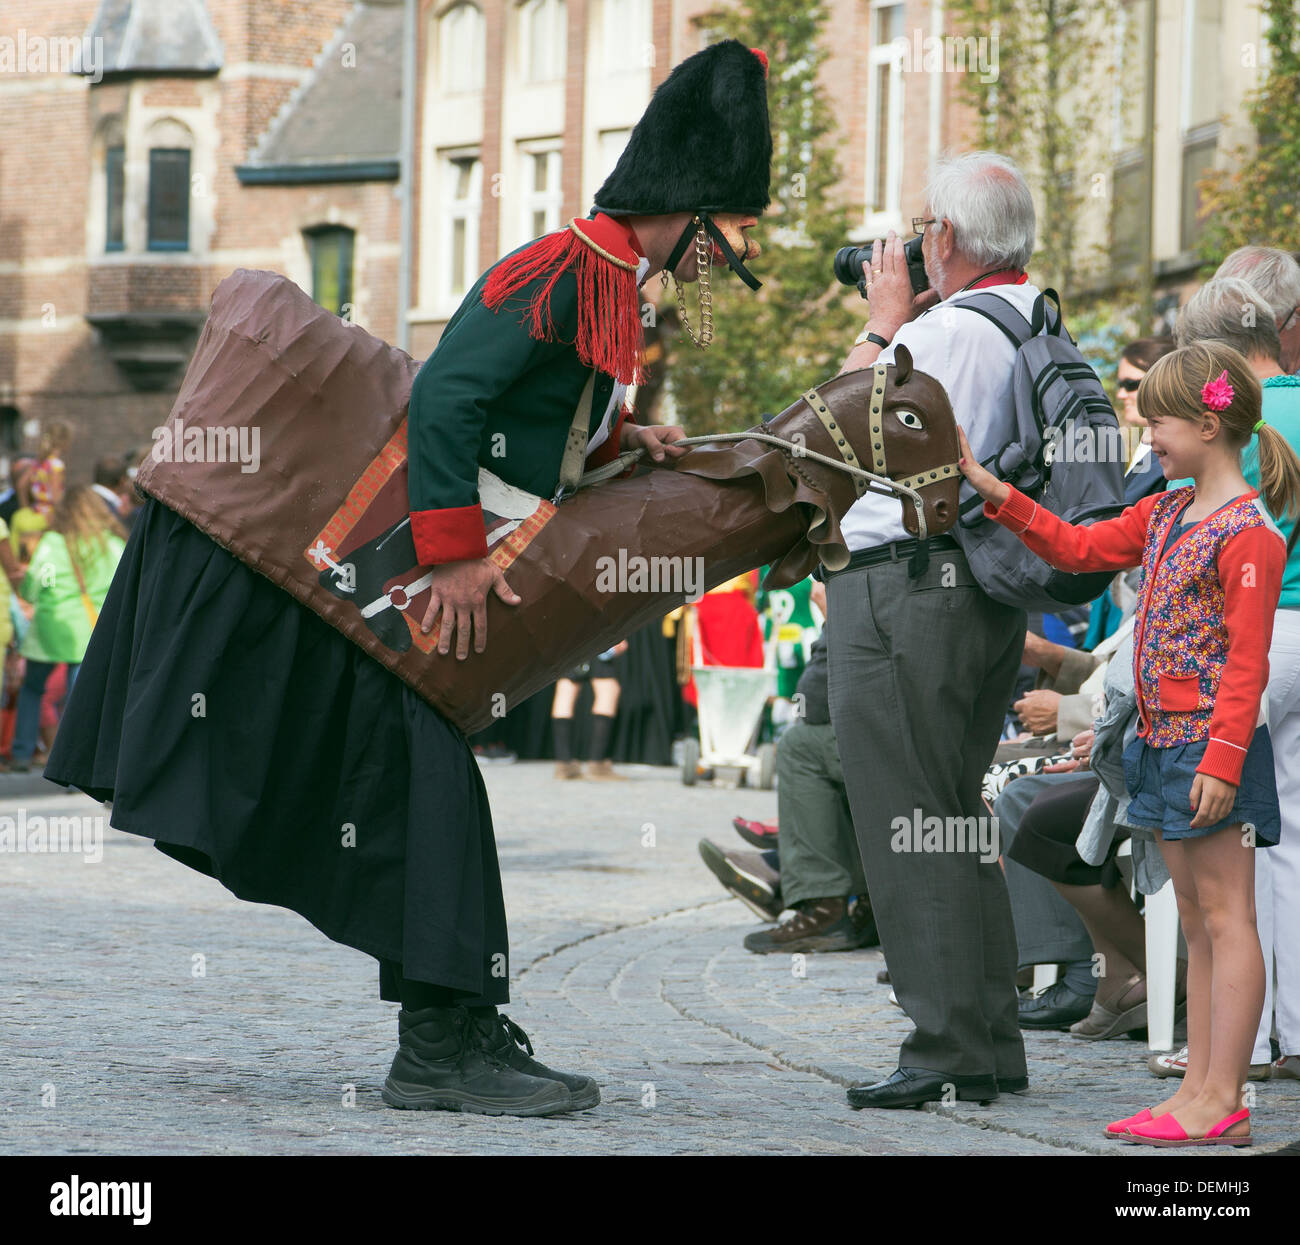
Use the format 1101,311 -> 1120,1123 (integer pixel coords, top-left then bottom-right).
45,38 -> 772,1118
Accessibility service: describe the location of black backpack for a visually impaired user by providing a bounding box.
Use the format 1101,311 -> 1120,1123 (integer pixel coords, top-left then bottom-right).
950,289 -> 1127,613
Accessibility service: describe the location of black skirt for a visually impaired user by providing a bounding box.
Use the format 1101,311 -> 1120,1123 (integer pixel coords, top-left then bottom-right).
44,498 -> 509,1005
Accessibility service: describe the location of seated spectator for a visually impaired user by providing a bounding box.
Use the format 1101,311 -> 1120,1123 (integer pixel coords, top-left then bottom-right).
698,590 -> 877,954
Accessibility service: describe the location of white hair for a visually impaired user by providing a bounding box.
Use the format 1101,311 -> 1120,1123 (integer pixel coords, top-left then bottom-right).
924,151 -> 1036,271
1176,276 -> 1281,361
1214,246 -> 1300,328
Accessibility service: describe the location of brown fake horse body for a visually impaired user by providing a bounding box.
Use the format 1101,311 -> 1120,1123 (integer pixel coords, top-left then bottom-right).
136,269 -> 961,734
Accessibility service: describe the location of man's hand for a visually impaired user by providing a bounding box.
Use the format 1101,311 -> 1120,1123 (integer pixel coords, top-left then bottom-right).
419,557 -> 521,660
862,233 -> 927,340
622,422 -> 688,462
1021,629 -> 1067,678
809,578 -> 827,617
1044,729 -> 1093,772
957,425 -> 1011,508
1189,773 -> 1237,829
1014,688 -> 1061,735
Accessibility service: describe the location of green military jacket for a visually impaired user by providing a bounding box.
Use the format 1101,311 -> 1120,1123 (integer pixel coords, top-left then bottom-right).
407,242 -> 638,565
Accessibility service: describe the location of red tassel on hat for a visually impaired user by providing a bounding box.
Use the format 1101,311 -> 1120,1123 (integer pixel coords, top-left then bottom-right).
482,216 -> 645,385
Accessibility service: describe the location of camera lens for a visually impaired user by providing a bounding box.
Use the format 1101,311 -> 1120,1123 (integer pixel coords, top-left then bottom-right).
833,245 -> 868,288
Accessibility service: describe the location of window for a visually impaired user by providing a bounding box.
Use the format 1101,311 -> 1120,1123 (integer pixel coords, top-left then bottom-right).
866,2 -> 905,215
147,148 -> 191,251
1179,0 -> 1222,251
519,0 -> 565,82
601,0 -> 650,74
1183,0 -> 1223,132
1111,154 -> 1147,270
106,145 -> 125,252
1112,0 -> 1152,155
442,153 -> 482,305
521,146 -> 562,240
595,128 -> 631,191
0,406 -> 21,456
440,3 -> 486,93
306,226 -> 355,318
1181,134 -> 1217,251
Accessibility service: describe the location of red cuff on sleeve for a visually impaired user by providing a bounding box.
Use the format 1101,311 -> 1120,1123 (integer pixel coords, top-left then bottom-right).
410,505 -> 488,566
983,486 -> 1037,532
1197,737 -> 1247,786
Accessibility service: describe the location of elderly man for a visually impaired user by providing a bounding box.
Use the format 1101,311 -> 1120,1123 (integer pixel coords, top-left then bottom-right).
1177,275 -> 1300,1084
1214,246 -> 1300,375
827,151 -> 1034,1108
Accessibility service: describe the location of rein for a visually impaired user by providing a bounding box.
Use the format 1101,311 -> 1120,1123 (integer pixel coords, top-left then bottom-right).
576,362 -> 961,547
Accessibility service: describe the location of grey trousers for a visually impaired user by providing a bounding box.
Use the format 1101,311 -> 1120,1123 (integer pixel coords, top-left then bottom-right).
827,549 -> 1027,1077
994,771 -> 1095,967
776,719 -> 867,908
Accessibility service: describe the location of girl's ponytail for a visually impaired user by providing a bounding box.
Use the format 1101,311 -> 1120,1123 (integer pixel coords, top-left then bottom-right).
1256,422 -> 1300,527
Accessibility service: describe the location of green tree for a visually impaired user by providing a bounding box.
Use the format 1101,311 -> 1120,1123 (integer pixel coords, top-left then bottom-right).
661,1 -> 860,436
1198,0 -> 1300,265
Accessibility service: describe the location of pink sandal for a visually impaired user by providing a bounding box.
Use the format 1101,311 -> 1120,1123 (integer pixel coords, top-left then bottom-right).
1105,1108 -> 1154,1138
1124,1107 -> 1251,1147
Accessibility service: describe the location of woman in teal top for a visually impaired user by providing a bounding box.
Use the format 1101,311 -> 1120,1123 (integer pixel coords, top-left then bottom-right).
1245,374 -> 1300,603
9,485 -> 124,771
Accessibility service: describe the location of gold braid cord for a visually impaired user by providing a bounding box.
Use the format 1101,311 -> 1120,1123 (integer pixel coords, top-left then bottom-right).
668,220 -> 714,349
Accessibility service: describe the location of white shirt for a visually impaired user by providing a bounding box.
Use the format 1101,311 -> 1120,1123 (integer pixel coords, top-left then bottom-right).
838,279 -> 1043,552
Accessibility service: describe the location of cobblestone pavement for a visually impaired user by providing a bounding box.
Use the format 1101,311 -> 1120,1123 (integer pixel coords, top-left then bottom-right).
2,764 -> 1297,1155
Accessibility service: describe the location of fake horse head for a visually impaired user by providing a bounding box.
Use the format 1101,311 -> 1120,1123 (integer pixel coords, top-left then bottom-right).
765,343 -> 962,540
669,342 -> 961,585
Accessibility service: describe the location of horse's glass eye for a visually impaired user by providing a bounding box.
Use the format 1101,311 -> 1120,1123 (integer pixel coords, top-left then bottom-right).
896,409 -> 925,430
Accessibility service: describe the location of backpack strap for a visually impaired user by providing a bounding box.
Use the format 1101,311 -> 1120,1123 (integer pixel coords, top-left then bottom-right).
953,291 -> 1036,351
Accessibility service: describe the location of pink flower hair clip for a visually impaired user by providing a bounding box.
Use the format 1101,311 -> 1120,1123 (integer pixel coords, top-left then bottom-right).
1202,370 -> 1234,411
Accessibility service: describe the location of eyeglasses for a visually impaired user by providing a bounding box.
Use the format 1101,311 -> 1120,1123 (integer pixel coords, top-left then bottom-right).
911,217 -> 937,236
1117,378 -> 1142,392
1282,306 -> 1300,332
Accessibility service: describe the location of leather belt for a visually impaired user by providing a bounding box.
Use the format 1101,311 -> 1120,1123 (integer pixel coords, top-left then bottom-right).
824,533 -> 961,579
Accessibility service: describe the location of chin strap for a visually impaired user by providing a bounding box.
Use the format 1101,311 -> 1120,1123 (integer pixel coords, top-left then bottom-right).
663,212 -> 763,291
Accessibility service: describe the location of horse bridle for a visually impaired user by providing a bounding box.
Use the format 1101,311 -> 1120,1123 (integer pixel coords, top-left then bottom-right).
575,360 -> 960,550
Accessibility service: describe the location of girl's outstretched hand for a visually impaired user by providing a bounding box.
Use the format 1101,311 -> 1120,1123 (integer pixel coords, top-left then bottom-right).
957,426 -> 1011,509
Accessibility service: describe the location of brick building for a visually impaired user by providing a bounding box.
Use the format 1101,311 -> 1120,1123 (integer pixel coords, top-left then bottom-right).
0,0 -> 403,483
403,0 -> 976,358
0,0 -> 1278,486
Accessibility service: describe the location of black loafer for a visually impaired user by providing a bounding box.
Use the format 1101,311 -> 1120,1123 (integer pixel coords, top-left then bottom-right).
1017,980 -> 1095,1030
847,1066 -> 999,1109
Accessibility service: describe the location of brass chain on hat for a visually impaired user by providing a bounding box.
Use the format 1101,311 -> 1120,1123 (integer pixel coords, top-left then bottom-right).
664,218 -> 714,349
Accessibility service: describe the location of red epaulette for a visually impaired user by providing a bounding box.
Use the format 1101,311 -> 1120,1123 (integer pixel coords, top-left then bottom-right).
482,214 -> 646,386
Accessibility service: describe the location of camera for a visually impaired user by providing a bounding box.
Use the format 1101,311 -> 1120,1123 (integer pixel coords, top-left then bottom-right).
833,235 -> 929,298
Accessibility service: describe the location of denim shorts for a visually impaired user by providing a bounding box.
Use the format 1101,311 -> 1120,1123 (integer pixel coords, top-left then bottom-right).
1122,727 -> 1281,844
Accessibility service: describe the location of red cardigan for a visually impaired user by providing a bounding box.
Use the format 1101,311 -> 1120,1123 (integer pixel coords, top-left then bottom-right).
984,485 -> 1284,785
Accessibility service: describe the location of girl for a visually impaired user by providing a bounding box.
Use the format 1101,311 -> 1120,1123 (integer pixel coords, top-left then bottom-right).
10,485 -> 125,772
958,341 -> 1300,1148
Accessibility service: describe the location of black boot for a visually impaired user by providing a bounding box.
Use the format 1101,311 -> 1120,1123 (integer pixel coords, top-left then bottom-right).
472,1011 -> 601,1111
382,1006 -> 572,1116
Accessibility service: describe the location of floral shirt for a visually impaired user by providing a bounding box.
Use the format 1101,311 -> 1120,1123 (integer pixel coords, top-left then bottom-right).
986,485 -> 1285,785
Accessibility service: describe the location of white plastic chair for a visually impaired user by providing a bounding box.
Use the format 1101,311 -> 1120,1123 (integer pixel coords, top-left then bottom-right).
1114,837 -> 1180,1051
